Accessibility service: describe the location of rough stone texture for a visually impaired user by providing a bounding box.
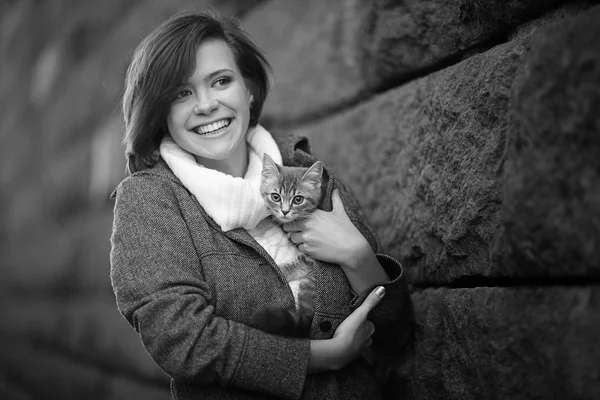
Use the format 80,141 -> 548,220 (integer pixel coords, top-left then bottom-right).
403,286 -> 600,400
243,0 -> 573,124
1,1 -> 599,399
292,6 -> 600,284
293,35 -> 520,284
242,0 -> 373,124
365,0 -> 569,89
501,6 -> 600,277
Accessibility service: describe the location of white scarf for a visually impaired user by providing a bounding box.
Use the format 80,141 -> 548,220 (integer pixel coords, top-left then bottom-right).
160,125 -> 304,296
159,124 -> 282,232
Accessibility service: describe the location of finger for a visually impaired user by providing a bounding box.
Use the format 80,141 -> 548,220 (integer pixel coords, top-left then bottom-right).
282,222 -> 299,232
359,320 -> 375,338
366,321 -> 375,336
297,243 -> 306,253
354,286 -> 385,319
331,189 -> 345,213
289,232 -> 303,244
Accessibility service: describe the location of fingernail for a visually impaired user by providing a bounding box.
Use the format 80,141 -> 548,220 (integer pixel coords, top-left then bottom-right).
375,286 -> 385,297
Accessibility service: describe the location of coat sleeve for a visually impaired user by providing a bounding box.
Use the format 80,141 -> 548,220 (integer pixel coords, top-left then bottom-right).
109,175 -> 309,400
333,176 -> 414,357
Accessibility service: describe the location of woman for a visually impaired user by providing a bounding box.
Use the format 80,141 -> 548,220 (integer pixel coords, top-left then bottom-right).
110,11 -> 412,400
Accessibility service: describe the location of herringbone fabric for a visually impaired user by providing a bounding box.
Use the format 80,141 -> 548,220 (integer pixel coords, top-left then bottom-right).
110,133 -> 412,400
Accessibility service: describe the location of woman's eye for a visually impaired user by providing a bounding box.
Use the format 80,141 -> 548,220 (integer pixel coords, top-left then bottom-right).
292,196 -> 304,205
271,193 -> 281,202
213,77 -> 231,87
176,89 -> 192,99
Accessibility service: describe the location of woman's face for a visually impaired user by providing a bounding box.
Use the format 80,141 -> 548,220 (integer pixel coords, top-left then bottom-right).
166,38 -> 253,170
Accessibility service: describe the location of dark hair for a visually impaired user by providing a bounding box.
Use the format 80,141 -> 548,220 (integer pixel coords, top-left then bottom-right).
122,11 -> 271,174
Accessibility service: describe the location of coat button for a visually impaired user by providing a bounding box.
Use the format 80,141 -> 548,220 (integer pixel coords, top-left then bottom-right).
319,320 -> 332,332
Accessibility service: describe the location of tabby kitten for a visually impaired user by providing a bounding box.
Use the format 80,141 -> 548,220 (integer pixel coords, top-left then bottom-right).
250,154 -> 324,337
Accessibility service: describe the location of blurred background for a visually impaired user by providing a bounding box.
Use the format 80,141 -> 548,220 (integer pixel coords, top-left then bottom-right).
1,0 -> 599,399
0,1 -> 263,398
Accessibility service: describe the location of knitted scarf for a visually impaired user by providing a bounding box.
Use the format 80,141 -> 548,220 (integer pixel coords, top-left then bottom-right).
159,124 -> 283,232
160,125 -> 303,276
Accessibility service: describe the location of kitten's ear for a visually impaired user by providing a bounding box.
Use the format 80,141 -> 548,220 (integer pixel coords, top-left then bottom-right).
262,153 -> 280,179
302,161 -> 324,183
263,154 -> 278,168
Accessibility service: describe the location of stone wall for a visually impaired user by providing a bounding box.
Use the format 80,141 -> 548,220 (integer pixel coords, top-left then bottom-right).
1,0 -> 599,399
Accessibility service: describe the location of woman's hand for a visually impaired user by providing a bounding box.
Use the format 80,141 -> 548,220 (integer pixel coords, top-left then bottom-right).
282,189 -> 370,269
284,188 -> 391,293
332,285 -> 385,367
308,286 -> 385,373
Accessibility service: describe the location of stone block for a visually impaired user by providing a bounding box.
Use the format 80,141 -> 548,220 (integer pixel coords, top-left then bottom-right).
365,0 -> 569,89
292,34 -> 521,283
244,0 -> 570,124
292,6 -> 600,283
501,6 -> 600,276
243,0 -> 372,124
405,286 -> 600,400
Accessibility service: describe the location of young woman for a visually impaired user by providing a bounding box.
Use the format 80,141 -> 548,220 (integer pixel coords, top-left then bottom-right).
110,11 -> 412,400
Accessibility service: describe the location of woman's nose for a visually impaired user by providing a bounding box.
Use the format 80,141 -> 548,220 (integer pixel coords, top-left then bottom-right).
193,97 -> 218,115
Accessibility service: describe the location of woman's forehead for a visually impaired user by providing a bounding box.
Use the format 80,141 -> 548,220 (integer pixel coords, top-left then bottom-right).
193,39 -> 239,75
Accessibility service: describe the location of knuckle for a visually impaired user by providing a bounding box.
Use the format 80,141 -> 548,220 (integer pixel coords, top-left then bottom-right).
367,321 -> 375,332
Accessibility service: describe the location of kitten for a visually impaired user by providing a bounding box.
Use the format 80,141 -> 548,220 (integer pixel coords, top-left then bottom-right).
250,154 -> 324,337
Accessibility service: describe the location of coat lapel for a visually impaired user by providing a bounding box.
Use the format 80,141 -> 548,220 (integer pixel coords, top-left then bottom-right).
140,135 -> 351,318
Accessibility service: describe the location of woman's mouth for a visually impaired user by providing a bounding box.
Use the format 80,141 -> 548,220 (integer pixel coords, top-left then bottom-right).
192,118 -> 232,136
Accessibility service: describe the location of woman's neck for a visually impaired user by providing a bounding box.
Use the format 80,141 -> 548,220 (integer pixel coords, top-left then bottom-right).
195,141 -> 249,178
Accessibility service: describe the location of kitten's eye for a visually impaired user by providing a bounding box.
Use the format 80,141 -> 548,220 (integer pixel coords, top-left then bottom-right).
271,193 -> 281,202
292,195 -> 304,205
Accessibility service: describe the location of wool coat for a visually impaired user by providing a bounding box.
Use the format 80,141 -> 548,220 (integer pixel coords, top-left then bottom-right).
110,133 -> 413,400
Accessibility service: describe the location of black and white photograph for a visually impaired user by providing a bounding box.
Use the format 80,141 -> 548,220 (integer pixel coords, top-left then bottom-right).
1,0 -> 599,399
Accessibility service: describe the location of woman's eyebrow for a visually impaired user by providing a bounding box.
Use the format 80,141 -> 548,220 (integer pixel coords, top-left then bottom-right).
206,68 -> 233,80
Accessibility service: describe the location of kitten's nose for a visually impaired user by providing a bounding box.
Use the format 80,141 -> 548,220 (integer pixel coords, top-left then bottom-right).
282,210 -> 289,216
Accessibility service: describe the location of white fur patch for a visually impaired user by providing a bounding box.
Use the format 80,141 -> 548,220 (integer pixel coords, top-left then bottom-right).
288,280 -> 301,310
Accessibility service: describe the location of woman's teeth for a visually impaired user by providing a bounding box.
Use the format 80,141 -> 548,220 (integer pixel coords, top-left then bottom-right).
194,119 -> 231,135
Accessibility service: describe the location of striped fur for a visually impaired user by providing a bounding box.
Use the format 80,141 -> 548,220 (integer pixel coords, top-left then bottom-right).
251,154 -> 324,337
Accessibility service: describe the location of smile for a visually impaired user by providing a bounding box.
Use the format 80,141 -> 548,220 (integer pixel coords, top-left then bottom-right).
192,118 -> 232,136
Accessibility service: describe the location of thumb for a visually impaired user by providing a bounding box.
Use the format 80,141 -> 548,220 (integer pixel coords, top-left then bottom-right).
331,188 -> 345,213
354,286 -> 385,319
